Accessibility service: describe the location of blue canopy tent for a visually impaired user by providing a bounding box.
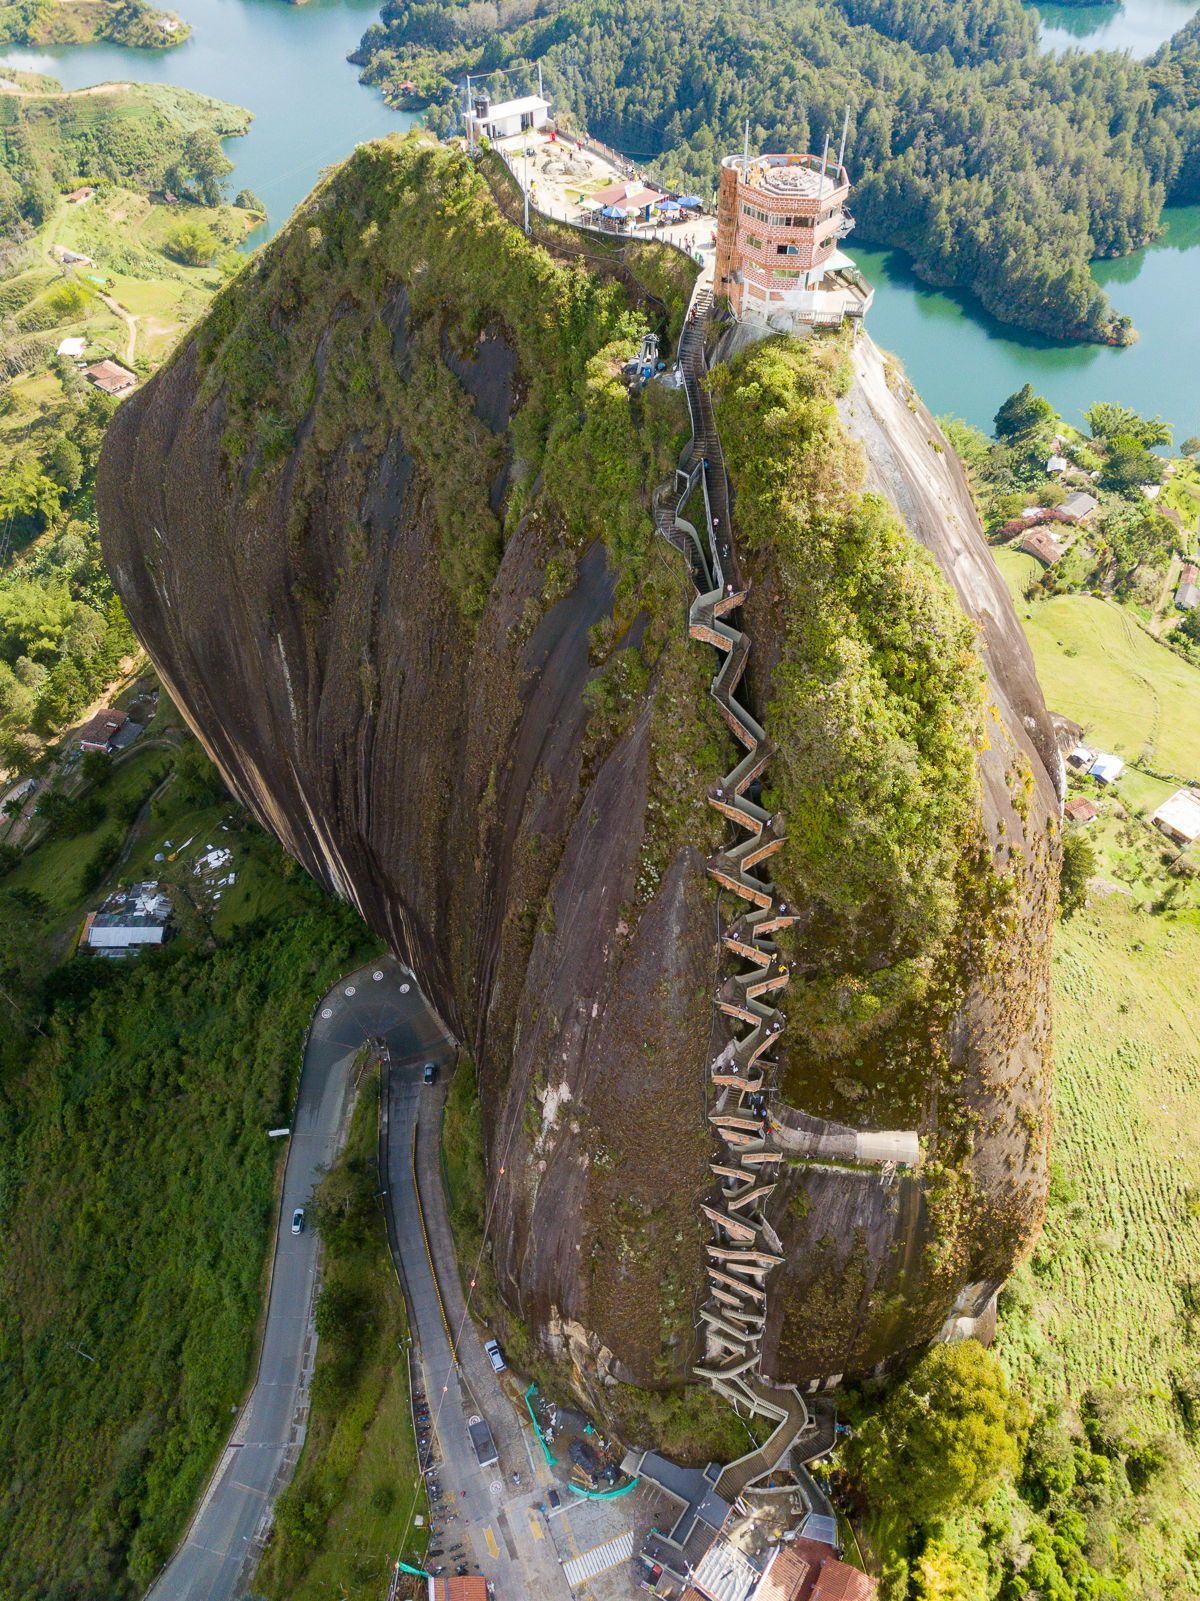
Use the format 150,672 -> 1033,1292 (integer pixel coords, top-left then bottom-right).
677,195 -> 703,208
600,204 -> 630,218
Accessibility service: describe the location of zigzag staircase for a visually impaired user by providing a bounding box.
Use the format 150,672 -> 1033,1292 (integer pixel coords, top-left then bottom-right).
654,287 -> 809,1497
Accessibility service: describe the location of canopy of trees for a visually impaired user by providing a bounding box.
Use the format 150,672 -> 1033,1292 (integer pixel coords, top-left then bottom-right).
0,388 -> 138,761
849,1341 -> 1027,1526
356,0 -> 1200,341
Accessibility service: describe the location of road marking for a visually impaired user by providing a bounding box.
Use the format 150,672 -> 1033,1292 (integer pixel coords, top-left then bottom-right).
483,1525 -> 500,1560
528,1509 -> 544,1540
563,1531 -> 635,1586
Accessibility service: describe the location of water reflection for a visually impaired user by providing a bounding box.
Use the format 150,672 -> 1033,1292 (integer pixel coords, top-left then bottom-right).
1033,0 -> 1200,56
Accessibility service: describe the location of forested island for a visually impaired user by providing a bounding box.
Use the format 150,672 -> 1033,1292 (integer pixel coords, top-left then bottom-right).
354,0 -> 1200,344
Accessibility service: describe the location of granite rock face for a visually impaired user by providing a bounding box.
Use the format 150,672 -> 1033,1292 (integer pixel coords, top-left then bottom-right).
98,138 -> 1059,1412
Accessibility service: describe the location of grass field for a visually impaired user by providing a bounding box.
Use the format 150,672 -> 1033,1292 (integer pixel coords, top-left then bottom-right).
998,896 -> 1200,1590
983,533 -> 1200,1589
1163,459 -> 1200,534
994,545 -> 1200,782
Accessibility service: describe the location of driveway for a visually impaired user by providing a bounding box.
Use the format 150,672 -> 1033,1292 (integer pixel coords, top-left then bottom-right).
146,957 -> 451,1601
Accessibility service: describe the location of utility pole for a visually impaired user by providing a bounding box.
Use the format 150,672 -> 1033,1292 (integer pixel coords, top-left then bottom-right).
524,141 -> 530,233
464,73 -> 473,154
537,59 -> 543,100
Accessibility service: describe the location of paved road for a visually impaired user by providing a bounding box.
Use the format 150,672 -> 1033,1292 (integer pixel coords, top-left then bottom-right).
384,1063 -> 580,1598
147,958 -> 451,1601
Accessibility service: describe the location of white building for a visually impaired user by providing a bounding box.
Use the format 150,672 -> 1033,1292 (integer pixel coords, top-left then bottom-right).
467,92 -> 551,144
83,882 -> 171,954
1150,788 -> 1200,846
1089,752 -> 1125,785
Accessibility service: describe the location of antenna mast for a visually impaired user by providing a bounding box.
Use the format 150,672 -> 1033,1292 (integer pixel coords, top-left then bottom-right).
837,105 -> 850,176
819,129 -> 830,198
743,116 -> 750,171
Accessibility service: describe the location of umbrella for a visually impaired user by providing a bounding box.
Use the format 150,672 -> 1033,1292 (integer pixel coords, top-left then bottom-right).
600,205 -> 631,218
657,202 -> 682,215
677,195 -> 703,208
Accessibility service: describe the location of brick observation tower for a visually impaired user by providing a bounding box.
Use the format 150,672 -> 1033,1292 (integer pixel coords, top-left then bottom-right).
714,148 -> 873,330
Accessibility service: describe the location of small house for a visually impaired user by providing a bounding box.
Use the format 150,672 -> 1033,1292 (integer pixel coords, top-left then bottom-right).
52,244 -> 93,266
84,359 -> 137,395
1067,744 -> 1096,770
427,1578 -> 489,1600
467,91 -> 551,143
1176,565 -> 1199,610
82,883 -> 171,956
1089,752 -> 1125,784
56,336 -> 87,358
78,708 -> 128,752
1046,454 -> 1069,474
1019,526 -> 1065,566
64,185 -> 95,204
1058,491 -> 1099,525
1064,797 -> 1098,824
1150,788 -> 1200,846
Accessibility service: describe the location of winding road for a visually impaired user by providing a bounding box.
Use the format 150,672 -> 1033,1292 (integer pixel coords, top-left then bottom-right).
146,957 -> 452,1601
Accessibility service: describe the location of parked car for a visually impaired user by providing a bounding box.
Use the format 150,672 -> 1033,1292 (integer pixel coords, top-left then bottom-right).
423,1061 -> 437,1084
547,1488 -> 561,1510
484,1338 -> 506,1373
291,1207 -> 305,1235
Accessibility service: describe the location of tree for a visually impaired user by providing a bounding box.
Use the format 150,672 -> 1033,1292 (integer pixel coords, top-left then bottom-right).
1059,828 -> 1097,918
164,220 -> 219,267
849,1341 -> 1027,1526
174,130 -> 231,207
45,437 -> 83,497
994,384 -> 1054,440
1085,401 -> 1172,449
234,188 -> 265,213
1102,434 -> 1164,494
0,456 -> 63,540
1181,437 -> 1200,457
36,790 -> 105,839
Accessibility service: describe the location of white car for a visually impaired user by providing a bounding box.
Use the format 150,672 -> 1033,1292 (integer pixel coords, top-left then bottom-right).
484,1338 -> 506,1373
291,1207 -> 305,1235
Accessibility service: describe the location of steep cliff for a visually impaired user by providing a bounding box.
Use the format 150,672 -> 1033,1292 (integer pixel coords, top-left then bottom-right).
98,134 -> 1059,1422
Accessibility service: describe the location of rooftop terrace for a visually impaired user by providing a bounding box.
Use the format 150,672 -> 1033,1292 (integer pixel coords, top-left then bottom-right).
722,153 -> 848,201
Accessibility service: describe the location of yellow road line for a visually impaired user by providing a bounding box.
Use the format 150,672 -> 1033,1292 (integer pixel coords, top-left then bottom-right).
411,1123 -> 456,1353
484,1526 -> 500,1560
528,1509 -> 544,1540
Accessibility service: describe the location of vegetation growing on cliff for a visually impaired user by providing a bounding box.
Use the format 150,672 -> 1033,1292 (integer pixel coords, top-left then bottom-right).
356,0 -> 1200,342
194,133 -> 691,621
712,336 -> 986,1004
